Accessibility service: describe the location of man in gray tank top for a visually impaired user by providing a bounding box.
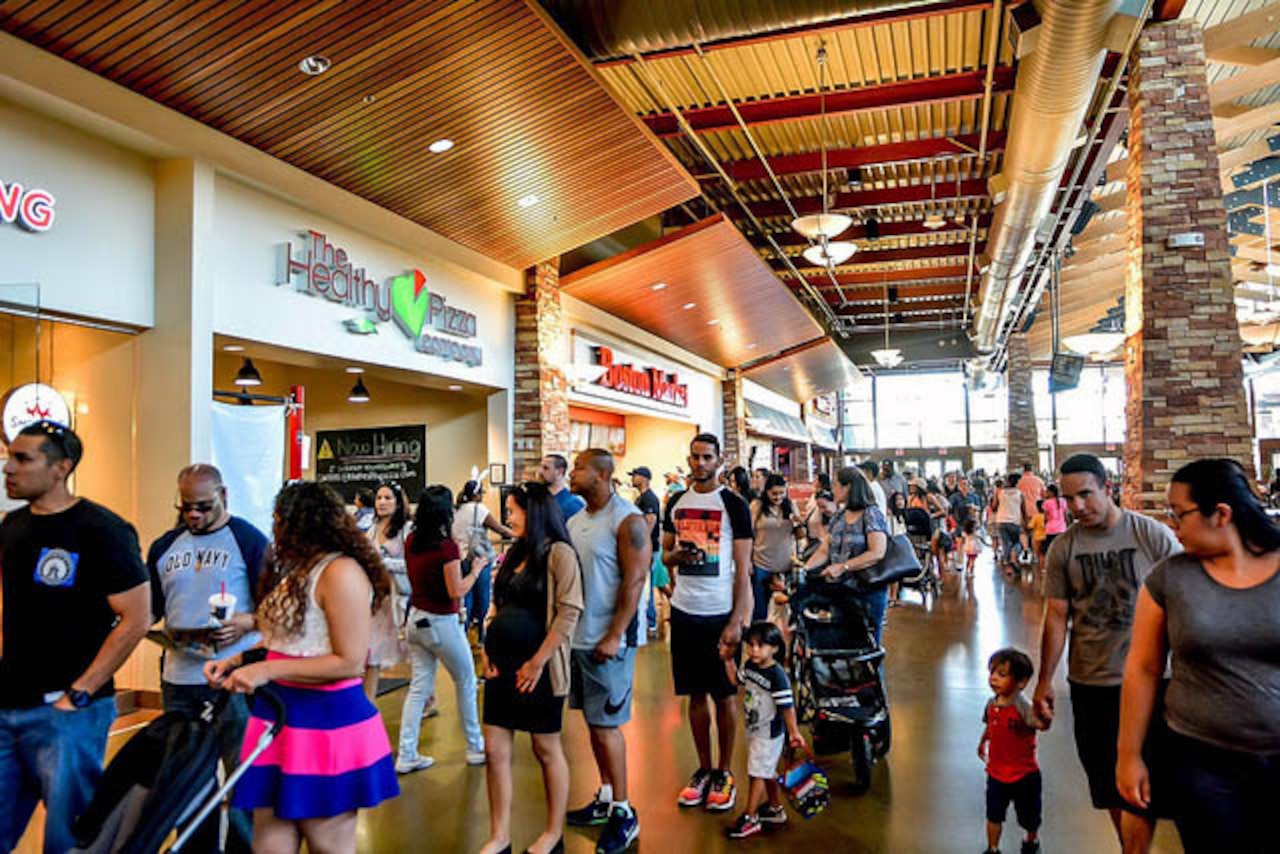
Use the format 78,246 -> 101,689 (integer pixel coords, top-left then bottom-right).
565,449 -> 651,854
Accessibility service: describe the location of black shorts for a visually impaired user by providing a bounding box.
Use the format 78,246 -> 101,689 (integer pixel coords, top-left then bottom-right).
986,771 -> 1042,831
1069,681 -> 1165,817
670,607 -> 739,700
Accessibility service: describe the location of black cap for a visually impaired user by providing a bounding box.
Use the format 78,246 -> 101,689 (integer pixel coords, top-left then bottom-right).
628,466 -> 652,479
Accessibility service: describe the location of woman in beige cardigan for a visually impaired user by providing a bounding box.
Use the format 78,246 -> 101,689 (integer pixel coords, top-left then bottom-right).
479,482 -> 583,854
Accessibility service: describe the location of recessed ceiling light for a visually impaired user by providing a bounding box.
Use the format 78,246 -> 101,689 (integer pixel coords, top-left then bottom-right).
682,302 -> 697,310
298,55 -> 331,76
517,194 -> 540,208
783,366 -> 792,372
746,342 -> 758,349
362,94 -> 376,105
651,282 -> 667,291
345,366 -> 364,374
447,384 -> 463,391
707,318 -> 720,326
429,138 -> 454,154
223,344 -> 245,352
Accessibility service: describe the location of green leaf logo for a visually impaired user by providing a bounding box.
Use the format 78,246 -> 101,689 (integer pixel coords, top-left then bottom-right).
391,269 -> 429,338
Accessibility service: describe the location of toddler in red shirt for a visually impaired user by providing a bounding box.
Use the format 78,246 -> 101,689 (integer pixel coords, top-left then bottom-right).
978,648 -> 1048,854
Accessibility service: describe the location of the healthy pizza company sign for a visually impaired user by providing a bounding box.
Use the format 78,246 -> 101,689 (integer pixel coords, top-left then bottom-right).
277,230 -> 481,366
0,179 -> 56,233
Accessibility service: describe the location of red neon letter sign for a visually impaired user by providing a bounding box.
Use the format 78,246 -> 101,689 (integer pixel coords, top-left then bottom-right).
0,180 -> 56,233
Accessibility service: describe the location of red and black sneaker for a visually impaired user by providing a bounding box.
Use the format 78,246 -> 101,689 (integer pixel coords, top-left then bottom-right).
677,768 -> 713,807
704,770 -> 737,812
725,813 -> 761,840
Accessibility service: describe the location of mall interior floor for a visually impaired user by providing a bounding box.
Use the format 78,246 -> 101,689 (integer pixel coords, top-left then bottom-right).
364,550 -> 1184,854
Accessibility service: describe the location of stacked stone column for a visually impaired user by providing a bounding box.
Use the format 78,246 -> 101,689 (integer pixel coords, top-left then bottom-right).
722,369 -> 748,467
513,259 -> 571,480
1005,333 -> 1040,472
1121,20 -> 1253,510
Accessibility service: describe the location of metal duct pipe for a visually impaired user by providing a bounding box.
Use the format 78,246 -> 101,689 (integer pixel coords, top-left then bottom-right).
544,0 -> 924,60
973,0 -> 1119,352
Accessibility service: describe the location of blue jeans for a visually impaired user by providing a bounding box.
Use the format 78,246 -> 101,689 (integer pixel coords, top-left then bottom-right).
997,523 -> 1023,566
464,560 -> 493,643
162,681 -> 253,853
0,696 -> 115,853
398,609 -> 484,760
752,567 -> 783,622
857,586 -> 890,647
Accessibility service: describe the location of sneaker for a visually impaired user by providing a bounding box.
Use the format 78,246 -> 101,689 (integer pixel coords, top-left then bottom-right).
421,703 -> 440,719
596,806 -> 639,854
677,769 -> 713,807
566,791 -> 611,827
465,750 -> 487,766
757,804 -> 787,826
725,814 -> 761,840
704,770 -> 737,812
1020,841 -> 1040,854
395,756 -> 434,774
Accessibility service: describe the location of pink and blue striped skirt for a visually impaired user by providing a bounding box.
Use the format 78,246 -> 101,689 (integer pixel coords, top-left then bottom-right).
232,654 -> 399,819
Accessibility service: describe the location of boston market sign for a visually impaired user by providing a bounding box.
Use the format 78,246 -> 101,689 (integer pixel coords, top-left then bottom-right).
593,345 -> 689,408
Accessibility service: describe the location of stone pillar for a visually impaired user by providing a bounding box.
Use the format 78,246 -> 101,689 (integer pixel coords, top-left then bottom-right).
722,369 -> 747,467
513,259 -> 570,480
792,442 -> 814,483
1122,20 -> 1254,510
1005,333 -> 1040,471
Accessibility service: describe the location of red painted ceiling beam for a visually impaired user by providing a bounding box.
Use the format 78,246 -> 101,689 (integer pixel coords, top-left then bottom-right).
644,67 -> 1016,137
721,132 -> 1007,182
784,263 -> 972,287
767,213 -> 991,246
595,0 -> 995,68
733,178 -> 988,220
771,242 -> 977,271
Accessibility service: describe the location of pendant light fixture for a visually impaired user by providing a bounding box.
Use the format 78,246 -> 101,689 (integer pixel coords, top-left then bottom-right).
348,375 -> 371,403
233,357 -> 262,387
922,157 -> 946,230
802,237 -> 858,267
870,275 -> 903,368
791,44 -> 854,249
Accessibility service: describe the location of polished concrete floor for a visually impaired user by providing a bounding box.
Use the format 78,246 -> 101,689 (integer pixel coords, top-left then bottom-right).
365,551 -> 1184,854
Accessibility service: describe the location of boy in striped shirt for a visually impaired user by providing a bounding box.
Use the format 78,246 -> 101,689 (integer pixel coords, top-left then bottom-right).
726,622 -> 805,839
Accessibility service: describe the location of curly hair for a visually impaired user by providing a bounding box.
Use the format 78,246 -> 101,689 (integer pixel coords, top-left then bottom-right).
257,481 -> 390,639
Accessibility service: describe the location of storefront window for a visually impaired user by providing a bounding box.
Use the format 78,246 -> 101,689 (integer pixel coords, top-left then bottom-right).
1253,371 -> 1280,439
843,380 -> 876,449
1032,364 -> 1126,445
968,383 -> 1007,448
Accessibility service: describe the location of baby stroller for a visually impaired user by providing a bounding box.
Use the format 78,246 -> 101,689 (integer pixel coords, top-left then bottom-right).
900,507 -> 941,601
71,687 -> 285,853
788,574 -> 891,794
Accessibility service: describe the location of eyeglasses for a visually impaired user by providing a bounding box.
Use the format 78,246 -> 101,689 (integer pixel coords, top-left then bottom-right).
1164,506 -> 1200,525
176,500 -> 218,514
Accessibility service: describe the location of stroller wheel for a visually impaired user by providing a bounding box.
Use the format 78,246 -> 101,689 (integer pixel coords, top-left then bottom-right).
850,733 -> 874,795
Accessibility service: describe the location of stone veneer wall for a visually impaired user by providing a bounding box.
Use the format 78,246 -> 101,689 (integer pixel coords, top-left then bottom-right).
1122,20 -> 1253,510
1006,333 -> 1040,472
513,259 -> 571,480
722,369 -> 747,467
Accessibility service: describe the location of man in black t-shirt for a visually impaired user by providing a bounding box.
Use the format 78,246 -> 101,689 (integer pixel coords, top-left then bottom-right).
629,467 -> 662,637
0,421 -> 150,854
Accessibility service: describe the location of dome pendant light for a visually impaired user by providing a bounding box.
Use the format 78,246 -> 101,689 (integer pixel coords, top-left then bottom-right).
869,275 -> 903,369
792,44 -> 856,254
348,376 -> 371,403
234,357 -> 262,387
922,157 -> 946,230
802,238 -> 858,267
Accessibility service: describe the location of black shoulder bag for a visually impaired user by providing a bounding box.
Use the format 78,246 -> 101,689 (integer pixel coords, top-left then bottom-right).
844,511 -> 922,592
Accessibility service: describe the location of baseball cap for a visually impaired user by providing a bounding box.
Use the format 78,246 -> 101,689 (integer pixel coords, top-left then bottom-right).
628,466 -> 653,479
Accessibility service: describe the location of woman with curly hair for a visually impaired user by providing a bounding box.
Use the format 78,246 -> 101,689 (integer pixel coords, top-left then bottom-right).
206,481 -> 398,853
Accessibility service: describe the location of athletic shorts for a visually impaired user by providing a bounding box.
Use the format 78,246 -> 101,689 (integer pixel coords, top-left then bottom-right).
748,733 -> 785,780
569,647 -> 638,727
986,771 -> 1042,830
1070,681 -> 1164,817
669,608 -> 739,700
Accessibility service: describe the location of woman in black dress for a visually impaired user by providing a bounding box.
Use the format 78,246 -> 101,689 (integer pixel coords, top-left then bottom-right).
479,482 -> 582,854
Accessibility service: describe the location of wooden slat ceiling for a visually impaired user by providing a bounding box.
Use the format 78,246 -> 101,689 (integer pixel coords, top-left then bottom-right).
0,0 -> 697,269
560,214 -> 828,368
744,339 -> 864,402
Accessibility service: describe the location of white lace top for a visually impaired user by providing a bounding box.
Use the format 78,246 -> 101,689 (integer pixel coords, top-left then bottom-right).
261,553 -> 342,658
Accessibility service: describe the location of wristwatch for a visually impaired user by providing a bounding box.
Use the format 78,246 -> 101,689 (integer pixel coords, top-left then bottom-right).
66,688 -> 92,709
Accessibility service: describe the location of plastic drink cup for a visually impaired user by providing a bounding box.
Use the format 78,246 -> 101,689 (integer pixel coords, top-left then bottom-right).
208,592 -> 236,622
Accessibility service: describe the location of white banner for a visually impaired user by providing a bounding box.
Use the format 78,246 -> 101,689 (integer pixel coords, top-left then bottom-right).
211,402 -> 285,539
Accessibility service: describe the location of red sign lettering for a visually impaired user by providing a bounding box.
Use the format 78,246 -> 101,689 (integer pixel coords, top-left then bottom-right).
0,180 -> 56,233
594,346 -> 688,408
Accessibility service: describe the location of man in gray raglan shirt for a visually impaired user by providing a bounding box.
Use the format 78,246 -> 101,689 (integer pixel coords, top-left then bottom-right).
1033,454 -> 1180,854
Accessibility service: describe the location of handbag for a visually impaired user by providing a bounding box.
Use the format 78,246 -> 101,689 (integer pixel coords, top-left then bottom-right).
844,512 -> 922,592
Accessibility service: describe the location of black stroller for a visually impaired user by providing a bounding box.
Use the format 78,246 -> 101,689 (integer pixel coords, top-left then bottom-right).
71,688 -> 285,853
789,574 -> 891,794
900,507 -> 942,601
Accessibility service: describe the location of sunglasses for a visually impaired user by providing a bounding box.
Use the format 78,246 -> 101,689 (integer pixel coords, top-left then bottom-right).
176,499 -> 218,514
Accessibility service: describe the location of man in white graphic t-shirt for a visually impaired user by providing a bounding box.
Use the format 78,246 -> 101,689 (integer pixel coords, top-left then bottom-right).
662,433 -> 754,814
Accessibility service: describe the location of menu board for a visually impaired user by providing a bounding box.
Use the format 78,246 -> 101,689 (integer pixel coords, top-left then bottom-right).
314,424 -> 426,502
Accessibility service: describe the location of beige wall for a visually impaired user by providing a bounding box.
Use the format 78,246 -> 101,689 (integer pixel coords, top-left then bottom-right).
614,414 -> 695,499
214,353 -> 492,506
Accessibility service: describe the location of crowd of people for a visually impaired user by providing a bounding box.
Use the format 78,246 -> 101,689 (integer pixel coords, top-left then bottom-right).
0,419 -> 1276,854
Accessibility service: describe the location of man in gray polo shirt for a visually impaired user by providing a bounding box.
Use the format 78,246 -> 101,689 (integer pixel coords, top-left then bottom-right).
565,449 -> 650,854
1033,454 -> 1179,854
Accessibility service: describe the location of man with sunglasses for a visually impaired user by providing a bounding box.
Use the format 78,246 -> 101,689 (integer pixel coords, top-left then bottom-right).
1033,454 -> 1180,854
0,420 -> 150,854
146,463 -> 266,852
